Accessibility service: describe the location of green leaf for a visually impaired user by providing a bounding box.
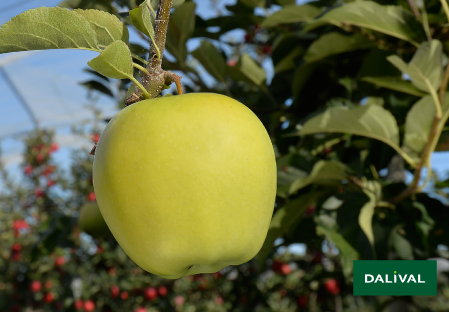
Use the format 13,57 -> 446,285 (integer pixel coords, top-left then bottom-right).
274,46 -> 303,74
191,41 -> 227,83
74,9 -> 129,46
297,105 -> 403,161
166,1 -> 196,63
257,190 -> 330,267
304,1 -> 426,46
261,4 -> 321,27
81,80 -> 114,97
239,0 -> 264,8
84,68 -> 110,82
0,7 -> 99,54
358,181 -> 381,246
387,40 -> 443,93
129,0 -> 155,43
390,227 -> 414,260
317,220 -> 360,278
291,62 -> 318,99
403,95 -> 449,155
58,0 -> 118,14
289,160 -> 347,195
304,33 -> 373,63
88,40 -> 133,79
228,53 -> 266,86
361,76 -> 426,97
436,130 -> 449,152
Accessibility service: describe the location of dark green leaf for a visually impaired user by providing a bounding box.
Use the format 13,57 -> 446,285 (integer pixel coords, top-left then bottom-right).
274,47 -> 303,74
228,53 -> 266,86
289,160 -> 347,194
317,219 -> 360,277
81,80 -> 114,97
297,105 -> 403,160
387,40 -> 443,93
166,1 -> 196,63
304,33 -> 373,63
390,227 -> 414,260
261,4 -> 321,27
258,190 -> 330,267
304,1 -> 426,45
361,76 -> 426,97
191,41 -> 227,83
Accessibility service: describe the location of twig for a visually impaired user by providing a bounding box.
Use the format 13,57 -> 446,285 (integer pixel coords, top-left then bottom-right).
407,0 -> 421,19
388,116 -> 440,204
439,57 -> 449,104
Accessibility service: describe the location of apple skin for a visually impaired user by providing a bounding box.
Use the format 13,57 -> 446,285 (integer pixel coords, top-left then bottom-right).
93,93 -> 276,279
78,202 -> 111,238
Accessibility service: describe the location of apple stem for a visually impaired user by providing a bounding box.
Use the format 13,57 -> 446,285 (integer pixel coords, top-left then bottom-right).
124,0 -> 182,107
164,72 -> 183,95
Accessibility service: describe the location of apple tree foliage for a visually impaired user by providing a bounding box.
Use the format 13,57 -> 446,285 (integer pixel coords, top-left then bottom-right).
1,0 -> 449,311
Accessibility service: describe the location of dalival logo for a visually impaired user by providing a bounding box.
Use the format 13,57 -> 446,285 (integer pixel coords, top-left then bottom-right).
353,260 -> 436,296
364,271 -> 425,284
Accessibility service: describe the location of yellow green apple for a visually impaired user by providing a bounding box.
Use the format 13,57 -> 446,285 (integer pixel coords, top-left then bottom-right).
93,93 -> 276,279
78,202 -> 111,238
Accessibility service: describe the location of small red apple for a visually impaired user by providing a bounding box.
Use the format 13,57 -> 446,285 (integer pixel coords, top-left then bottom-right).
74,299 -> 83,310
280,263 -> 291,275
47,179 -> 56,187
144,287 -> 157,301
35,188 -> 44,198
111,285 -> 120,298
262,45 -> 272,54
87,192 -> 96,202
158,286 -> 168,297
54,256 -> 65,267
121,291 -> 129,300
174,296 -> 184,306
24,165 -> 33,175
92,133 -> 101,143
43,292 -> 54,303
83,300 -> 95,312
50,143 -> 59,152
324,279 -> 340,295
11,243 -> 22,252
215,295 -> 224,305
30,280 -> 42,293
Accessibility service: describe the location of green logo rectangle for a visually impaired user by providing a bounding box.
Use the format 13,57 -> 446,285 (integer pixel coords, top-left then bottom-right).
353,260 -> 437,296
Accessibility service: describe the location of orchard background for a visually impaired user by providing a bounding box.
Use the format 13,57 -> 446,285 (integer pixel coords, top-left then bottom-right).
1,0 -> 449,311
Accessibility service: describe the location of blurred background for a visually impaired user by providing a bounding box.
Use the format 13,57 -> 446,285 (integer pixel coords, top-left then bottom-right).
1,0 -> 449,311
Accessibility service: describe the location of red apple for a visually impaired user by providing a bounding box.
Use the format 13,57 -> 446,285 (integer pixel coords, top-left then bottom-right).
43,292 -> 54,303
74,299 -> 83,310
144,287 -> 157,301
111,285 -> 120,298
87,192 -> 96,202
54,256 -> 65,267
83,300 -> 95,312
324,279 -> 340,295
30,280 -> 42,293
158,286 -> 168,297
